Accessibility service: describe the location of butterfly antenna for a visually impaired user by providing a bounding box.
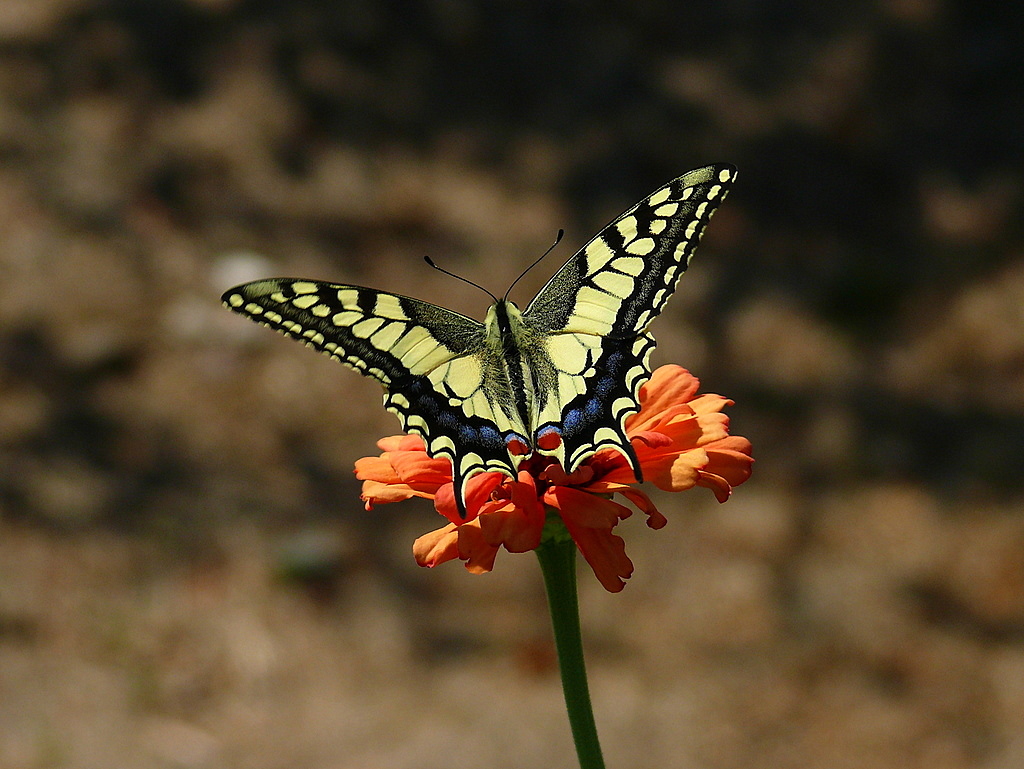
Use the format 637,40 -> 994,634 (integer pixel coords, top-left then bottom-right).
423,255 -> 499,303
503,229 -> 564,302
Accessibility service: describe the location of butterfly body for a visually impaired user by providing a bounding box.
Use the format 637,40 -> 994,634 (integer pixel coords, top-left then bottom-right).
223,164 -> 736,516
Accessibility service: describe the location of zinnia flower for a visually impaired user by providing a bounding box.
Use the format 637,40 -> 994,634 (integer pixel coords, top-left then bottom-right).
355,364 -> 753,592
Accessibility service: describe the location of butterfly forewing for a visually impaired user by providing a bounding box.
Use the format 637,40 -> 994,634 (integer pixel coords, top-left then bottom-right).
222,280 -> 528,512
523,164 -> 737,476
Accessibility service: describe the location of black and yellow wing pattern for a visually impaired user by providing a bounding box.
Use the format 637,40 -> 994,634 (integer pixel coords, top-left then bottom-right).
222,164 -> 736,516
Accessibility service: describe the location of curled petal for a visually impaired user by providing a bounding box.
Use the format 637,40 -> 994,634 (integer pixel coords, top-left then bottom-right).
689,393 -> 735,417
694,436 -> 754,502
354,455 -> 402,485
697,470 -> 734,503
413,520 -> 501,574
433,472 -> 508,523
693,410 -> 733,445
413,523 -> 461,567
636,446 -> 709,493
570,524 -> 633,593
479,501 -> 544,553
704,437 -> 755,488
548,486 -> 631,529
478,472 -> 546,552
374,434 -> 415,452
389,449 -> 452,486
630,430 -> 675,449
455,520 -> 500,574
548,486 -> 635,592
355,435 -> 450,508
590,482 -> 668,529
360,479 -> 433,510
627,365 -> 702,433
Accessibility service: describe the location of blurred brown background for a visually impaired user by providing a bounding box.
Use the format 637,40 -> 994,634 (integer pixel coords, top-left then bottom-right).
1,1 -> 1022,768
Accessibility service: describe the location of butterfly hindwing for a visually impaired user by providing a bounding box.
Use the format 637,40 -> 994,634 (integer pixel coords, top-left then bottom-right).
523,164 -> 737,476
222,279 -> 528,512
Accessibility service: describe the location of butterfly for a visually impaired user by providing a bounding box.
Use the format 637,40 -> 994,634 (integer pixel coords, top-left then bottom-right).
223,164 -> 736,517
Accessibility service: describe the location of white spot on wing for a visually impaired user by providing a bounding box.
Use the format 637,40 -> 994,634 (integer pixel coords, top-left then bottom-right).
611,256 -> 644,276
616,215 -> 639,242
584,238 -> 615,270
648,187 -> 672,206
389,326 -> 432,359
432,434 -> 456,455
352,318 -> 384,338
336,288 -> 360,307
625,237 -> 655,256
370,322 -> 404,350
428,356 -> 483,399
572,286 -> 619,328
592,270 -> 632,296
292,294 -> 319,309
546,335 -> 593,374
374,294 -> 408,320
332,310 -> 363,327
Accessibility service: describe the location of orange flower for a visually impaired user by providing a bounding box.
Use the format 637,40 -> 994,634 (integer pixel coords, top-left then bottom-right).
355,365 -> 753,592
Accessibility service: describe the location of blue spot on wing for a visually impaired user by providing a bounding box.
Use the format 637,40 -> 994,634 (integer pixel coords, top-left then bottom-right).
564,409 -> 584,431
478,425 -> 500,442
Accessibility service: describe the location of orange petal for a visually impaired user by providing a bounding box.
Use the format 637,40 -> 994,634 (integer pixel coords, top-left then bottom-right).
544,488 -> 635,590
629,429 -> 674,450
689,392 -> 734,416
573,527 -> 633,592
479,502 -> 544,553
454,520 -> 500,574
548,486 -> 631,529
628,365 -> 701,433
704,439 -> 754,487
478,472 -> 546,552
696,470 -> 734,502
413,523 -> 461,567
389,449 -> 452,486
376,434 -> 425,452
604,484 -> 668,529
359,479 -> 430,509
354,455 -> 403,484
433,471 -> 508,523
637,445 -> 709,492
693,410 -> 732,445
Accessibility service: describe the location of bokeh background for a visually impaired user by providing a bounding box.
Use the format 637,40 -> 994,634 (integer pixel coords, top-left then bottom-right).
1,1 -> 1023,767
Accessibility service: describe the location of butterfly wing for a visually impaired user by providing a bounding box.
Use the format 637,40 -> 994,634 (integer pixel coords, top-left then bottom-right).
222,279 -> 525,514
523,164 -> 737,476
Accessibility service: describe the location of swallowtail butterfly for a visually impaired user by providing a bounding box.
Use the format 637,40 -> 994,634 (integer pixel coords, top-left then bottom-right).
223,164 -> 736,516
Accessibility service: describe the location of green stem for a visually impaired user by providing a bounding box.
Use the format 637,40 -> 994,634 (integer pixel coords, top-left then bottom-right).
536,537 -> 606,769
